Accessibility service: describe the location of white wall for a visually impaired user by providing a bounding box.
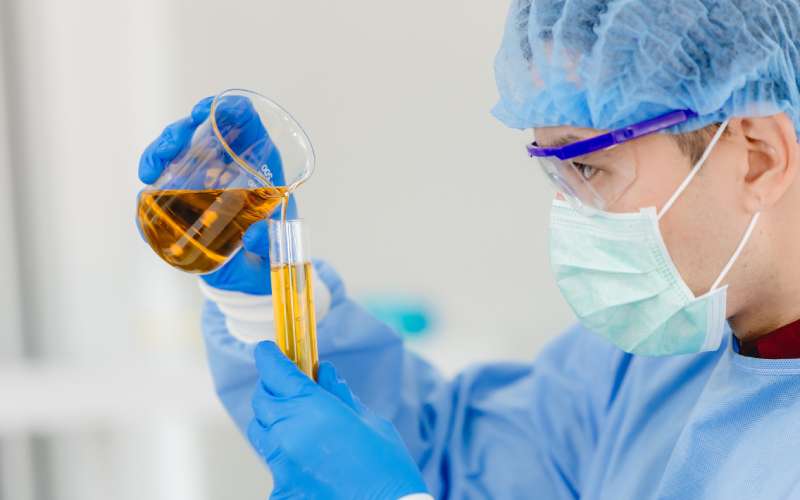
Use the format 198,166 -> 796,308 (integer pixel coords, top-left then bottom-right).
162,0 -> 574,361
0,0 -> 575,498
0,0 -> 23,358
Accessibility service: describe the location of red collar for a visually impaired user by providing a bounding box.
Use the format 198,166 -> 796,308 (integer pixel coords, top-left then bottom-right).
738,317 -> 800,359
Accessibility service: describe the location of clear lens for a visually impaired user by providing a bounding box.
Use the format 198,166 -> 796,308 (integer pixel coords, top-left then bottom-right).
535,146 -> 637,212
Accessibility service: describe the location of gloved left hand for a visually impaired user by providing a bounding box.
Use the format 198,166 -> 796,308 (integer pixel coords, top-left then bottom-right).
138,96 -> 297,295
247,342 -> 429,500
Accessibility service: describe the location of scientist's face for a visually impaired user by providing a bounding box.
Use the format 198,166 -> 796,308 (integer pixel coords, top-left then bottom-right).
534,115 -> 799,319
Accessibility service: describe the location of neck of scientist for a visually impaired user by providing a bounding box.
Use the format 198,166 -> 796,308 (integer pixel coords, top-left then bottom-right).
728,181 -> 800,343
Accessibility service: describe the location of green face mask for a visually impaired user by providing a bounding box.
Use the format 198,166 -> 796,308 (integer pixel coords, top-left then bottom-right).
549,121 -> 760,356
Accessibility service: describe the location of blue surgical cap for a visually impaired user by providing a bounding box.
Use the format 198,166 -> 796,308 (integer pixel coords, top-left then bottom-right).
493,0 -> 800,136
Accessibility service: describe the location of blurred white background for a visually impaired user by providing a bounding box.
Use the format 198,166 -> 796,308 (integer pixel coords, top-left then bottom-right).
0,0 -> 574,498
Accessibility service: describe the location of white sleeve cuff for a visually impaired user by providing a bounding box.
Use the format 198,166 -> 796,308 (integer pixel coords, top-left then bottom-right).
398,495 -> 434,500
197,267 -> 331,344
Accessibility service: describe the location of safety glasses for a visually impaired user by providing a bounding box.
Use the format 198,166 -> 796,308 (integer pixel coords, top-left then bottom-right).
527,109 -> 698,212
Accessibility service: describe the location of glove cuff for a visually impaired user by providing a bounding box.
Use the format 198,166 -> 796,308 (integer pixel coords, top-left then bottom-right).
198,265 -> 331,343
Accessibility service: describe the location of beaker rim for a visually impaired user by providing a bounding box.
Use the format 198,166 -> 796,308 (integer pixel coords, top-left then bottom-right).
210,88 -> 316,191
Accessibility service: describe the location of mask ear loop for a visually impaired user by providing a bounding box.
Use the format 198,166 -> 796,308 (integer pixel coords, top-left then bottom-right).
709,212 -> 761,291
651,118 -> 759,292
657,120 -> 730,220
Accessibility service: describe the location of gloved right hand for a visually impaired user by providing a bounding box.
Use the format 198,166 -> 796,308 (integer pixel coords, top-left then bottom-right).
248,342 -> 430,500
137,96 -> 295,295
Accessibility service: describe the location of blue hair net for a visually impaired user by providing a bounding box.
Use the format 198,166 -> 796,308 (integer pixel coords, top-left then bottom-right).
493,0 -> 800,135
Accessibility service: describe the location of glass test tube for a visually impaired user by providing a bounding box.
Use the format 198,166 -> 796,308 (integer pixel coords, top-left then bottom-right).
268,218 -> 319,380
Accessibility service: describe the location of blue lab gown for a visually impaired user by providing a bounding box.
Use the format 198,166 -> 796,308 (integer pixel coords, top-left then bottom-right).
202,261 -> 800,499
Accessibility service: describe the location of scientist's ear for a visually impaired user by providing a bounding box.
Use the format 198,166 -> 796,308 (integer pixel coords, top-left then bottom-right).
733,114 -> 799,213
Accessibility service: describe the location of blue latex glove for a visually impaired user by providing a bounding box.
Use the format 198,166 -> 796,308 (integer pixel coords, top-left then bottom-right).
248,341 -> 429,500
137,96 -> 297,295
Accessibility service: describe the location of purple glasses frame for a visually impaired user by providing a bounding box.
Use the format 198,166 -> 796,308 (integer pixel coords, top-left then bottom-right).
526,109 -> 699,160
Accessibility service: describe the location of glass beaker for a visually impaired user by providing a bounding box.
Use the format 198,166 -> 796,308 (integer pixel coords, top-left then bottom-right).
136,89 -> 315,274
137,89 -> 320,378
269,219 -> 318,379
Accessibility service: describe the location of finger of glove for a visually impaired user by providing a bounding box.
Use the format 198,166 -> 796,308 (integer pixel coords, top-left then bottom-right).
214,95 -> 257,125
213,96 -> 295,190
316,361 -> 364,414
190,96 -> 213,124
200,248 -> 269,295
251,387 -> 291,429
138,116 -> 198,184
241,195 -> 299,257
214,96 -> 265,154
242,220 -> 270,257
254,341 -> 316,398
142,97 -> 211,183
247,418 -> 281,463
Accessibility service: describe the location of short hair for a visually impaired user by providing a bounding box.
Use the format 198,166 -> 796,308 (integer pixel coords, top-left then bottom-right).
673,124 -> 727,166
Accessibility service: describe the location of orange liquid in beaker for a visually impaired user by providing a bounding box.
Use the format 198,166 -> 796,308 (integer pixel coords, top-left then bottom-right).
137,187 -> 286,273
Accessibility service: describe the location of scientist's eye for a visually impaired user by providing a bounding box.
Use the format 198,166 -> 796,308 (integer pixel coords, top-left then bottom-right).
572,162 -> 598,181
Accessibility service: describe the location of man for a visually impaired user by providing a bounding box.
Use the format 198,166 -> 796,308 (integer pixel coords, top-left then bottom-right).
138,0 -> 800,498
